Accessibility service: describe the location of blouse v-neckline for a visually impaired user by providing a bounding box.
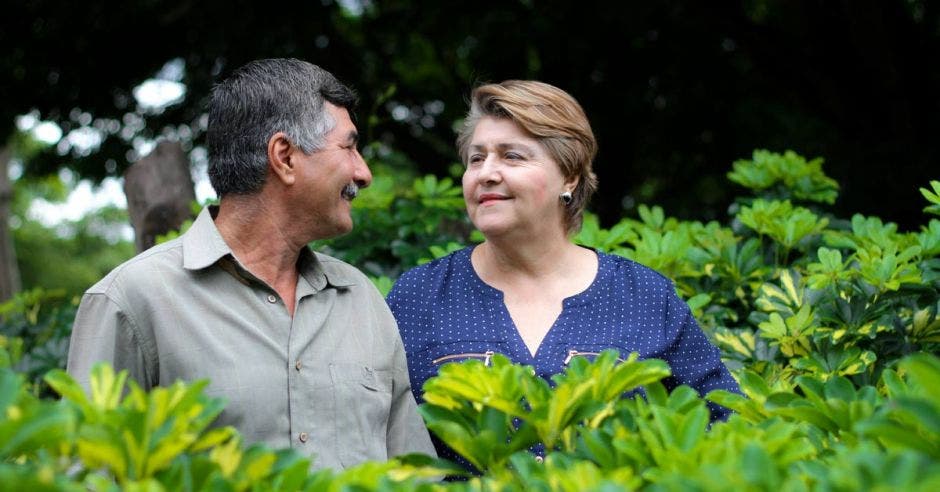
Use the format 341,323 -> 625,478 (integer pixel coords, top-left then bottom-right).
461,246 -> 607,362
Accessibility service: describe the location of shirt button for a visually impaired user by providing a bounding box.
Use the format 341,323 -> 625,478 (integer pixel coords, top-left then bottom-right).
535,455 -> 544,463
298,432 -> 308,443
295,360 -> 302,371
266,294 -> 277,303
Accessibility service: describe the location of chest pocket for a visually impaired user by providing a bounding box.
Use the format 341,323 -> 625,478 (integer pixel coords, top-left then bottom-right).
414,342 -> 509,391
329,363 -> 393,467
552,343 -> 648,398
562,348 -> 627,365
432,350 -> 496,366
550,343 -> 631,371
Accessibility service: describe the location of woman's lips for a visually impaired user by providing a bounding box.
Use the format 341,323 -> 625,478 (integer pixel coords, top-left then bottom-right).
478,193 -> 509,204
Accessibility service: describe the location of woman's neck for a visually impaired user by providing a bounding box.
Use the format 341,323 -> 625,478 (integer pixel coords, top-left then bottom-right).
472,234 -> 593,288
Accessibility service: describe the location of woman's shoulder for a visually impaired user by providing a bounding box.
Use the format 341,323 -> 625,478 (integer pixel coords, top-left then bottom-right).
389,247 -> 473,298
595,250 -> 676,293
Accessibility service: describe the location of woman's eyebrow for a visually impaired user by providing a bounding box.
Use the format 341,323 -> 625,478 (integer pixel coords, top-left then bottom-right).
469,142 -> 535,154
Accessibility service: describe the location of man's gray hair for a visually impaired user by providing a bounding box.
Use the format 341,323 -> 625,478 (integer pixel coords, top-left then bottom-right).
207,58 -> 357,197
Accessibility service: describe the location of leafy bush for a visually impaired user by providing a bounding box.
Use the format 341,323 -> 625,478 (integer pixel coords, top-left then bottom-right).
573,152 -> 939,389
0,289 -> 76,397
4,340 -> 938,490
418,350 -> 940,490
0,340 -> 445,491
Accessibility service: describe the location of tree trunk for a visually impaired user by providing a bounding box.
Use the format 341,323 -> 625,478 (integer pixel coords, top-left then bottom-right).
123,141 -> 197,252
0,145 -> 22,301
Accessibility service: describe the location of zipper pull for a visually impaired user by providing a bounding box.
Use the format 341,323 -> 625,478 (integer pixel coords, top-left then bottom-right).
563,349 -> 579,365
483,350 -> 494,366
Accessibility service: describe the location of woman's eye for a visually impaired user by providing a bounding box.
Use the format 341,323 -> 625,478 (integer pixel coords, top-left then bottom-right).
505,152 -> 523,160
468,154 -> 484,165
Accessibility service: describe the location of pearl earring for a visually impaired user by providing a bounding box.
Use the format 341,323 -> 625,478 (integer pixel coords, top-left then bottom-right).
560,191 -> 573,205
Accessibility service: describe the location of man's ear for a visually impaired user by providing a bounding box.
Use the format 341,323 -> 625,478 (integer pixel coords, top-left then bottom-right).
268,132 -> 296,186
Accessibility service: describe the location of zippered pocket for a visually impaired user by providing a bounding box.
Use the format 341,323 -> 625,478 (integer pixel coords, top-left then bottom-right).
432,350 -> 496,366
563,349 -> 625,365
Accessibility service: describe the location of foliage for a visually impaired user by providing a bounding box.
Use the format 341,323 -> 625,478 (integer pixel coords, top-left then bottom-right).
419,351 -> 670,472
0,289 -> 76,397
922,180 -> 940,216
13,204 -> 135,297
573,151 -> 939,388
5,129 -> 130,297
728,149 -> 839,204
4,335 -> 939,490
0,341 -> 444,491
1,169 -> 133,397
421,350 -> 940,490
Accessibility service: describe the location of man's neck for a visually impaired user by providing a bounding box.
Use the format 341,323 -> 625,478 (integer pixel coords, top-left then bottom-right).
214,195 -> 304,314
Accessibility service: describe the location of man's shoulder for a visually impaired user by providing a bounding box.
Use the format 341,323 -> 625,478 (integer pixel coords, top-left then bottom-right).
86,237 -> 185,297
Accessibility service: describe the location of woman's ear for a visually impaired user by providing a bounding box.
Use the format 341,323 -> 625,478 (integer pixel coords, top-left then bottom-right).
564,174 -> 580,195
268,132 -> 296,185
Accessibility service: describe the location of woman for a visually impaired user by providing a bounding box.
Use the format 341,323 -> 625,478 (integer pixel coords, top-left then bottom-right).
387,80 -> 739,457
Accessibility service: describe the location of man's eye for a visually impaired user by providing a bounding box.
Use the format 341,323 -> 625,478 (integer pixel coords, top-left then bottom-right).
505,152 -> 523,160
468,154 -> 484,165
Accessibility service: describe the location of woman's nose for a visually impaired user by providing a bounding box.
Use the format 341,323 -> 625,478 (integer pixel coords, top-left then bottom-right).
477,155 -> 502,184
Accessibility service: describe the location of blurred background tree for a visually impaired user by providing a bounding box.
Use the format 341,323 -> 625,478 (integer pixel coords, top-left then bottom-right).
1,0 -> 937,300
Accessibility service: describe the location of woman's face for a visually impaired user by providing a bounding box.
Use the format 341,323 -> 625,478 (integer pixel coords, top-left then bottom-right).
462,117 -> 571,239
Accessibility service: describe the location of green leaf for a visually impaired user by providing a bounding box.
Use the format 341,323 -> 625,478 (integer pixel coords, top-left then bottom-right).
920,180 -> 940,216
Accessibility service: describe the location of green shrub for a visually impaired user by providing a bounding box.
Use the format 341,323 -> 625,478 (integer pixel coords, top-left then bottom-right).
0,289 -> 77,397
574,151 -> 939,388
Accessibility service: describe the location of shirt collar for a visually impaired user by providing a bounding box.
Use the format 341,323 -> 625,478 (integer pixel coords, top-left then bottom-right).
182,206 -> 356,289
181,206 -> 231,270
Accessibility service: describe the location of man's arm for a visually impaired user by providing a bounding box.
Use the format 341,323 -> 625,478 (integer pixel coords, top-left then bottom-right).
386,330 -> 436,459
67,292 -> 154,391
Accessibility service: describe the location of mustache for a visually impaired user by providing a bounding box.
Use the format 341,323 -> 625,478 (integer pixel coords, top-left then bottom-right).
341,183 -> 359,200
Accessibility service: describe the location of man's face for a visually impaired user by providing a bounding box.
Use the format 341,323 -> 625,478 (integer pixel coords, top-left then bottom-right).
291,102 -> 372,240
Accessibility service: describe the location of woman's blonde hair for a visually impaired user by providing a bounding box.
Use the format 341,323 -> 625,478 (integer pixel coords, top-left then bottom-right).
456,80 -> 598,234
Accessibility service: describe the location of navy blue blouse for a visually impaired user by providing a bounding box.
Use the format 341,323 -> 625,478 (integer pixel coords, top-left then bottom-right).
387,247 -> 739,462
387,248 -> 738,404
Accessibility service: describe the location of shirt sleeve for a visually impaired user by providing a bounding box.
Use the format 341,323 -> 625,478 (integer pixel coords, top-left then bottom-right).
386,329 -> 437,459
661,288 -> 741,421
371,282 -> 437,459
66,292 -> 155,392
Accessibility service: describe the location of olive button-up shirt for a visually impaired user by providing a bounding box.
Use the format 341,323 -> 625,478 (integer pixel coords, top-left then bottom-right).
67,207 -> 435,470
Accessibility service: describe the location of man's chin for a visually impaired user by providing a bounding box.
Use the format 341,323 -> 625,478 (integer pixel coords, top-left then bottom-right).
307,217 -> 354,242
332,218 -> 355,237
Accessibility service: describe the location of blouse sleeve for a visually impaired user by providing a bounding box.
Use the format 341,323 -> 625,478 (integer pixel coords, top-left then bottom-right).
386,271 -> 431,401
661,287 -> 741,421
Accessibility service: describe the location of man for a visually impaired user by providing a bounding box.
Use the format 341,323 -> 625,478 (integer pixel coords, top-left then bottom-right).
66,58 -> 436,470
